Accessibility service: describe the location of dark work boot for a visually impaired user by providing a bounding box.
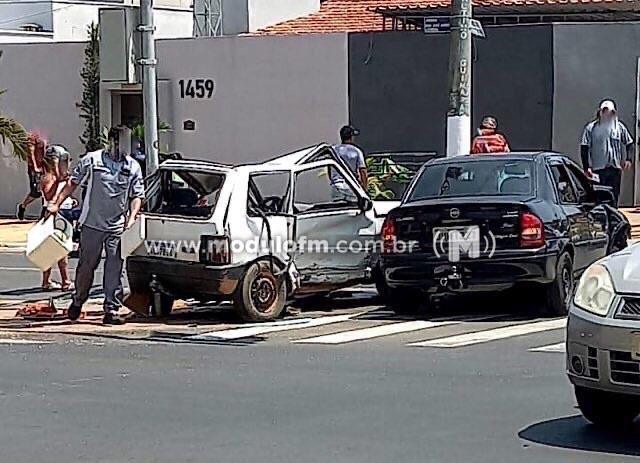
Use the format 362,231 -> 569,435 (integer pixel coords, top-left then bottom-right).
67,303 -> 82,321
16,204 -> 25,221
103,313 -> 126,325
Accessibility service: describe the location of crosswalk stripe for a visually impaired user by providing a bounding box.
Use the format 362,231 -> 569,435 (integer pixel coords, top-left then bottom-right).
293,320 -> 458,345
407,318 -> 567,348
529,342 -> 566,353
0,339 -> 52,344
190,314 -> 357,340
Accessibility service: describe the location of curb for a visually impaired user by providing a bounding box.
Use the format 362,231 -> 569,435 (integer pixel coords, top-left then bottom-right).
0,245 -> 26,253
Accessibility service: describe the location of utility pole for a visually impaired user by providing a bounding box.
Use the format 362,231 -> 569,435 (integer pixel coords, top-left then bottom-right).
139,0 -> 159,174
446,0 -> 472,156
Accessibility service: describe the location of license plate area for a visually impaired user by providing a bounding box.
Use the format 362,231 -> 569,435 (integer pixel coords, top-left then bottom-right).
432,225 -> 481,260
432,225 -> 480,244
147,241 -> 178,259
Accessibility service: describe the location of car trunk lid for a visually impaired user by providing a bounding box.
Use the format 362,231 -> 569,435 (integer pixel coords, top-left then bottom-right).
392,197 -> 531,254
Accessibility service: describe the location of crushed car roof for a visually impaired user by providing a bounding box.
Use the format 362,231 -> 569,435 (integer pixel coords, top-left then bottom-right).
159,144 -> 332,172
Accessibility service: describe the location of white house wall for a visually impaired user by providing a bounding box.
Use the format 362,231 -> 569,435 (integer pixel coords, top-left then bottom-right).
0,29 -> 54,43
154,8 -> 192,39
0,2 -> 53,31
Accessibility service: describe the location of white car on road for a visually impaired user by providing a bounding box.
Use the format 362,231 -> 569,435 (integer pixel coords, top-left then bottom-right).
125,144 -> 388,321
568,242 -> 640,426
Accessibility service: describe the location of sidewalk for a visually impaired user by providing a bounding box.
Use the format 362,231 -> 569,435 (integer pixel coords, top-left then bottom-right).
625,208 -> 640,240
0,218 -> 32,249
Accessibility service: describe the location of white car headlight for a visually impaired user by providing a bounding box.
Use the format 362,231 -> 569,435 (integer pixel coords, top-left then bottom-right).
574,264 -> 616,316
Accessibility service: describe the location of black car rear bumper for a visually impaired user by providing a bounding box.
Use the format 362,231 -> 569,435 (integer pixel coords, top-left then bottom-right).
127,257 -> 244,299
381,250 -> 558,293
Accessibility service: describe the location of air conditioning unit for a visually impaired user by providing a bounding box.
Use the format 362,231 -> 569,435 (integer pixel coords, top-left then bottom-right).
99,8 -> 141,84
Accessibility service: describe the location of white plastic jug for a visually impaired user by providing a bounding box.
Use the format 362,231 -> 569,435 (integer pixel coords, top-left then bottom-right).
121,215 -> 146,257
25,215 -> 73,271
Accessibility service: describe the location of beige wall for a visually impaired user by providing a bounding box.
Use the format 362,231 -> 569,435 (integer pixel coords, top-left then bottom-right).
0,41 -> 85,216
0,33 -> 350,216
154,33 -> 349,164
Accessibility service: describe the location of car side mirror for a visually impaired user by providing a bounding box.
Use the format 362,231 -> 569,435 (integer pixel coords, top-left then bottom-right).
358,196 -> 373,212
593,185 -> 615,206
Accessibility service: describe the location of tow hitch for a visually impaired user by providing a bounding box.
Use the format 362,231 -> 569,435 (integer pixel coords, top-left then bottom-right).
438,266 -> 464,291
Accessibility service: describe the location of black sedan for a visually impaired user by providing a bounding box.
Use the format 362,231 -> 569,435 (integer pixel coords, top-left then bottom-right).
380,152 -> 630,315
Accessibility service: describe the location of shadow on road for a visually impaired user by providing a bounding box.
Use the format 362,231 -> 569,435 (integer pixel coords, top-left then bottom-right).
0,285 -> 101,299
519,415 -> 640,457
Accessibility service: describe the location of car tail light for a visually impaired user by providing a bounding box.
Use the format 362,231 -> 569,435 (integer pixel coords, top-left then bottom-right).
200,235 -> 230,265
520,212 -> 545,248
381,216 -> 398,253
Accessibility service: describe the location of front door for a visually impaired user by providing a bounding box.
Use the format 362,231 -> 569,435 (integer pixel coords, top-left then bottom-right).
564,160 -> 609,263
548,160 -> 592,271
291,160 -> 375,289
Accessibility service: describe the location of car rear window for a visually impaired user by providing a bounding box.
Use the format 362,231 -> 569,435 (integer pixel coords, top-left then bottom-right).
408,159 -> 534,202
149,169 -> 226,219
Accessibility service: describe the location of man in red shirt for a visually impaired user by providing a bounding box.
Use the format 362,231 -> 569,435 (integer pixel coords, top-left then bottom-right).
470,116 -> 511,155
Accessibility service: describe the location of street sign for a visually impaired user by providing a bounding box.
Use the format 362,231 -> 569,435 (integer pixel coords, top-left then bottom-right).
470,19 -> 485,38
423,16 -> 486,38
423,17 -> 450,34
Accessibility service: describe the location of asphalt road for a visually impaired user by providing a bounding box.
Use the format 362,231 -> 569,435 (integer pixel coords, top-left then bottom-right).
0,251 -> 639,462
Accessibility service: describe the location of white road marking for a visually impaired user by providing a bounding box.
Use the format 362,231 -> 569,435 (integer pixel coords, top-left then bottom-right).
0,267 -> 40,272
190,314 -> 358,340
293,320 -> 458,345
407,318 -> 567,348
529,342 -> 566,353
0,339 -> 52,344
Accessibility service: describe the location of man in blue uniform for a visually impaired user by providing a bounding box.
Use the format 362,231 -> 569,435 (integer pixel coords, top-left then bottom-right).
46,127 -> 145,325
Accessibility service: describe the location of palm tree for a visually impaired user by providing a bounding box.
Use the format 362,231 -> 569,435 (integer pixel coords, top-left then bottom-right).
0,50 -> 29,161
0,114 -> 29,161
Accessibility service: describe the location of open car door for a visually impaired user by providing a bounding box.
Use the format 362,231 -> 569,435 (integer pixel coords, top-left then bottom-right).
290,159 -> 376,291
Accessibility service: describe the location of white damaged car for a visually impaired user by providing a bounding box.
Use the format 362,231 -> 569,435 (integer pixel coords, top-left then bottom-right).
125,144 -> 392,321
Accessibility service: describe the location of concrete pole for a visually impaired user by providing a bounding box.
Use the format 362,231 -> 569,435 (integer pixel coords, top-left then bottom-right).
446,0 -> 472,157
139,0 -> 160,174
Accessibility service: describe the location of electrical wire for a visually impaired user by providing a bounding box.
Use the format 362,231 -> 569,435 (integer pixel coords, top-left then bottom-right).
0,3 -> 75,27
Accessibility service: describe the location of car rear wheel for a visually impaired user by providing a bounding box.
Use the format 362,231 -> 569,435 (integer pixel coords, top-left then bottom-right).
544,252 -> 574,316
233,260 -> 287,322
388,288 -> 423,315
373,268 -> 390,302
575,386 -> 640,427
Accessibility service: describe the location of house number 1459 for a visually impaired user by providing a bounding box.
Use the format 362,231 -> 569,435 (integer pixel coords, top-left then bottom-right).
178,79 -> 215,99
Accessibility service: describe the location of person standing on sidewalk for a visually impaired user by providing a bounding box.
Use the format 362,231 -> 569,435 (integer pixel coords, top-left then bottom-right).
46,127 -> 145,325
332,125 -> 367,200
581,100 -> 634,206
470,116 -> 511,154
39,145 -> 73,291
16,133 -> 46,220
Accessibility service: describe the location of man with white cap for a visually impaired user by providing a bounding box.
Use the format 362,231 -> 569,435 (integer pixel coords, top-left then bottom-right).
581,99 -> 634,205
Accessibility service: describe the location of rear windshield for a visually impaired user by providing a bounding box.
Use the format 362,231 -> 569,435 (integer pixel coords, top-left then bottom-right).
408,159 -> 534,202
366,153 -> 435,201
150,169 -> 225,219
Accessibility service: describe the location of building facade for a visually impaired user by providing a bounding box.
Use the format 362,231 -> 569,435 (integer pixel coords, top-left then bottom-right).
1,21 -> 639,215
0,0 -> 194,43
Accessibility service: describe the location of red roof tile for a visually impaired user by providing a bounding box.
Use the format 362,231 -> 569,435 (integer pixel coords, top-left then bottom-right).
255,0 -> 639,35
